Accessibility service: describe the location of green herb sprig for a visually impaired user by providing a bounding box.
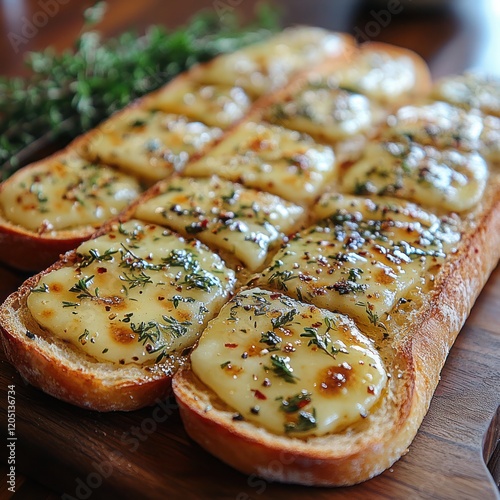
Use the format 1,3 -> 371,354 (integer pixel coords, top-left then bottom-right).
0,2 -> 279,178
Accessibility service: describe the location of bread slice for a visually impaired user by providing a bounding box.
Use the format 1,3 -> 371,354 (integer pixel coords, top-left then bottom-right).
172,180 -> 500,486
0,151 -> 143,271
0,264 -> 177,411
0,214 -> 237,411
170,56 -> 497,487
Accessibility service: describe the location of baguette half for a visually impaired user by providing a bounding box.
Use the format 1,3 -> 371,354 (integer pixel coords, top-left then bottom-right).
173,181 -> 500,486
0,28 -> 356,273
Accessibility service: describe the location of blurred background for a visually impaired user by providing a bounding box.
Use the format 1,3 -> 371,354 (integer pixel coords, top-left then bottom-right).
1,0 -> 499,78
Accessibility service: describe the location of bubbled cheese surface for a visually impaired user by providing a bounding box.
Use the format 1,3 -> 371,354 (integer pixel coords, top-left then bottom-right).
0,155 -> 141,232
257,194 -> 460,328
83,109 -> 222,182
198,27 -> 347,97
146,81 -> 252,129
432,73 -> 500,118
184,121 -> 336,204
27,221 -> 235,365
341,141 -> 488,212
266,81 -> 375,141
134,176 -> 304,270
191,288 -> 387,437
332,50 -> 417,102
384,101 -> 485,152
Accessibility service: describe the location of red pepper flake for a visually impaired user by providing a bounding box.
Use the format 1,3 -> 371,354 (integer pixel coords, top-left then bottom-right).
270,293 -> 281,300
224,343 -> 238,348
251,389 -> 267,400
296,399 -> 310,410
312,322 -> 322,328
97,267 -> 107,274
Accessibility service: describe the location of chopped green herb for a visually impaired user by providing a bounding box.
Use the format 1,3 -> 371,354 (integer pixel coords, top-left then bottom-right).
300,326 -> 344,359
271,308 -> 298,330
331,279 -> 368,295
267,270 -> 297,292
355,301 -> 388,332
169,295 -> 195,308
78,329 -> 91,345
280,390 -> 312,413
62,301 -> 80,308
31,283 -> 49,293
260,331 -> 282,347
163,249 -> 200,272
161,315 -> 192,338
69,276 -> 98,299
79,248 -> 117,268
120,270 -> 153,289
180,271 -> 220,292
267,355 -> 298,383
284,408 -> 317,433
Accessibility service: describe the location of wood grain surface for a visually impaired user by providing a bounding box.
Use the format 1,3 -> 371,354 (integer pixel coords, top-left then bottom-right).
1,1 -> 499,498
0,264 -> 498,499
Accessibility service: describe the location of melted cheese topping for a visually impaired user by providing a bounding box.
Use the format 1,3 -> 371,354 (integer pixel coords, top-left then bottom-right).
342,141 -> 488,212
480,115 -> 500,164
266,80 -> 375,141
432,73 -> 500,118
384,101 -> 484,152
197,27 -> 347,97
333,50 -> 416,102
82,109 -> 222,182
147,82 -> 251,129
184,122 -> 336,204
257,195 -> 460,328
0,155 -> 141,233
134,177 -> 304,271
27,221 -> 235,365
191,288 -> 387,437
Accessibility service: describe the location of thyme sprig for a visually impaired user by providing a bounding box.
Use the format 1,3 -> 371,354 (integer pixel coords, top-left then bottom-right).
69,276 -> 99,299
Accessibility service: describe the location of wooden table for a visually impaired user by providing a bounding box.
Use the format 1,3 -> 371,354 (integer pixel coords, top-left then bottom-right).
0,1 -> 499,498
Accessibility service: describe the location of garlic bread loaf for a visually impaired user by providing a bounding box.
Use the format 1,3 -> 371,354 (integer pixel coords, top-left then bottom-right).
1,30 -> 490,488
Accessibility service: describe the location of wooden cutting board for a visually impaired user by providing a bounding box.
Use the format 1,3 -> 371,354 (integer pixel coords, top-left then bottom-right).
0,263 -> 499,500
